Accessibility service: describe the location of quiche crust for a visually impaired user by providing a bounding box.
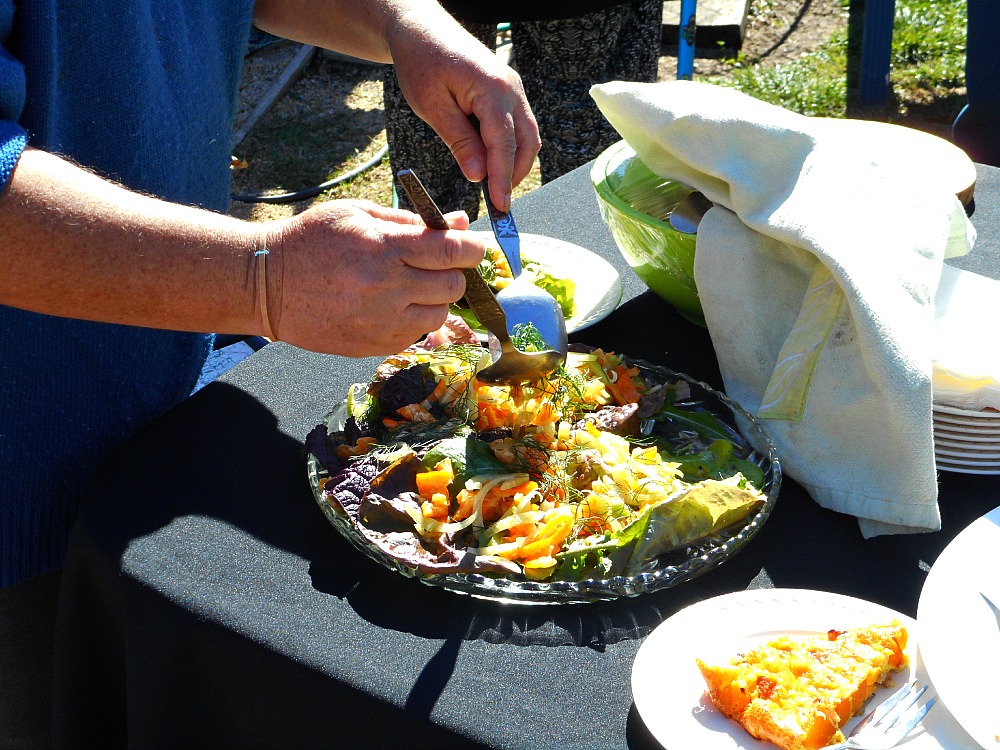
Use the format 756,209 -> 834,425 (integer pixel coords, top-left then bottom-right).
696,622 -> 908,750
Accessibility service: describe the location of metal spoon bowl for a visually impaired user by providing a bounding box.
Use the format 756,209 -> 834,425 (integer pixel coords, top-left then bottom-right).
477,334 -> 565,385
494,276 -> 569,352
481,178 -> 569,358
668,190 -> 713,234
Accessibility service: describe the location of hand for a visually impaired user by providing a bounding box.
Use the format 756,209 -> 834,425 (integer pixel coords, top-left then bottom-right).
386,4 -> 541,211
263,200 -> 486,357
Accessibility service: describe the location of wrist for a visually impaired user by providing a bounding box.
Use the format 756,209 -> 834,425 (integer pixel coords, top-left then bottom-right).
248,223 -> 283,341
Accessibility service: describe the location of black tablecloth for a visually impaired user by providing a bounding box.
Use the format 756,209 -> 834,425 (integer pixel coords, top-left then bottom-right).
53,162 -> 1000,749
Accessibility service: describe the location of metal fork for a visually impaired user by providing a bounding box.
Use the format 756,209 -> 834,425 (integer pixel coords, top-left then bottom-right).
824,680 -> 937,750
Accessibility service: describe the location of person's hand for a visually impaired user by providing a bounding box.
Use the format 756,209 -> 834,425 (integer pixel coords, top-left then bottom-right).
263,199 -> 485,357
386,3 -> 541,212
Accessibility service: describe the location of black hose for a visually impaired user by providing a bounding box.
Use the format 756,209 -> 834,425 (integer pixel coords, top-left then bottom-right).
231,143 -> 388,204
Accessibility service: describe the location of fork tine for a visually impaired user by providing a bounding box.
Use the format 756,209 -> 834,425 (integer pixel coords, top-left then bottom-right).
827,681 -> 937,750
886,685 -> 927,729
867,680 -> 916,727
877,682 -> 928,731
895,695 -> 937,738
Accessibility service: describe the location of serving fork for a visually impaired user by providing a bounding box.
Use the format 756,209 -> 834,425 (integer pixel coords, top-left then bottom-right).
824,680 -> 937,750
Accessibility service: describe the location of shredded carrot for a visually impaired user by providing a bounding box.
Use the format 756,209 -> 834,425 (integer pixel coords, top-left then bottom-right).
475,402 -> 512,431
453,488 -> 476,521
505,522 -> 538,540
611,366 -> 643,404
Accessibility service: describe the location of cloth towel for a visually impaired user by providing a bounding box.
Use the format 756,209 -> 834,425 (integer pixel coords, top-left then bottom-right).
591,80 -> 976,536
933,265 -> 1000,411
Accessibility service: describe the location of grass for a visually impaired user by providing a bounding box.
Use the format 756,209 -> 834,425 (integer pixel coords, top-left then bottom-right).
719,43 -> 849,117
889,1 -> 966,98
716,0 -> 966,125
229,0 -> 968,220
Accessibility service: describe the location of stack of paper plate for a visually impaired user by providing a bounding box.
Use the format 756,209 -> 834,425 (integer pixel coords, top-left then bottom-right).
933,403 -> 1000,474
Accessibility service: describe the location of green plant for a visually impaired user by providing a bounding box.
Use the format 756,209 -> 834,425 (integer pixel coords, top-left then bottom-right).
713,0 -> 966,123
721,45 -> 849,117
890,0 -> 966,94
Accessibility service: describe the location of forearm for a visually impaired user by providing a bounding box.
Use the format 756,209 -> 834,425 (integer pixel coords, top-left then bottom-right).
251,0 -> 464,64
0,147 -> 263,336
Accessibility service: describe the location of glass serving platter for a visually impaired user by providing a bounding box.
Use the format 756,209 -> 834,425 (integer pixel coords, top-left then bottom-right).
306,360 -> 781,605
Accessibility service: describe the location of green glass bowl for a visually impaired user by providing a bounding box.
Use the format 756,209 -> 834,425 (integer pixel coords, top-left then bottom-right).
591,140 -> 704,325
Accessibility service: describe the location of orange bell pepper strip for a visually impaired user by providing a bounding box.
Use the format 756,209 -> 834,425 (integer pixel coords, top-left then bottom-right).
453,487 -> 478,522
415,460 -> 455,501
501,509 -> 574,561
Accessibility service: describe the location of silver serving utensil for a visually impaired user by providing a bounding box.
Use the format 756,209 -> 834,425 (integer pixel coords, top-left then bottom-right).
396,170 -> 563,385
982,591 -> 1000,632
481,178 -> 569,358
668,190 -> 713,234
481,175 -> 523,277
824,680 -> 937,750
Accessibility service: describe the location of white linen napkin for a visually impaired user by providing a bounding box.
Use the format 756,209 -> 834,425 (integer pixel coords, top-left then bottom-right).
933,265 -> 1000,411
591,80 -> 976,536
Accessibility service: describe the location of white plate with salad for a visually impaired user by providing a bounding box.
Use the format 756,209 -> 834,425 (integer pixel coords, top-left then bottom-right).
451,232 -> 623,338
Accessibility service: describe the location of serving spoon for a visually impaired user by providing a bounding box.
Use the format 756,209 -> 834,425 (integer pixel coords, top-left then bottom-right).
396,170 -> 564,385
668,190 -> 713,234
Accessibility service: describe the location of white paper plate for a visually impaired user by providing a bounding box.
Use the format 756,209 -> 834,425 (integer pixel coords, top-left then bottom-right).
474,232 -> 623,334
934,426 -> 1000,443
934,403 -> 1000,420
932,412 -> 1000,431
932,419 -> 1000,436
631,589 -> 971,750
933,453 -> 1000,468
935,462 -> 1000,476
933,443 -> 1000,459
918,506 -> 1000,750
934,434 -> 1000,451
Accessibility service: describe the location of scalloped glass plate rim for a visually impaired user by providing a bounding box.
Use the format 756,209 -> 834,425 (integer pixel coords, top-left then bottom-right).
306,361 -> 782,605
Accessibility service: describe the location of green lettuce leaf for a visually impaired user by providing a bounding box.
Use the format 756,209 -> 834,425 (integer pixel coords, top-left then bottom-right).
526,266 -> 576,319
612,480 -> 764,576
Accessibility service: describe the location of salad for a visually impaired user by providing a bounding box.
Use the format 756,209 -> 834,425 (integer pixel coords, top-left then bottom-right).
306,320 -> 774,587
450,244 -> 576,334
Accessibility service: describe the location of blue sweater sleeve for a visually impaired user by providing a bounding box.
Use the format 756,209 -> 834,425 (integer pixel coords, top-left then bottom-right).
0,0 -> 28,192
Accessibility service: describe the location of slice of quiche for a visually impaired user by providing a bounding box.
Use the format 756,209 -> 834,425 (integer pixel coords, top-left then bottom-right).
696,622 -> 908,750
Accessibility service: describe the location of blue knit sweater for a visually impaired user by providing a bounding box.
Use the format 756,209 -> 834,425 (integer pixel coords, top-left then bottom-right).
0,0 -> 255,586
